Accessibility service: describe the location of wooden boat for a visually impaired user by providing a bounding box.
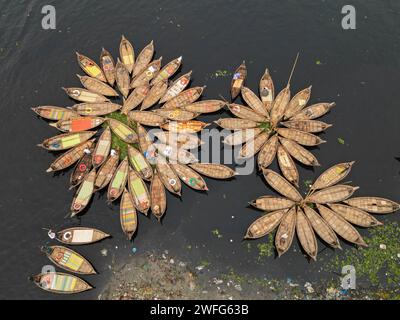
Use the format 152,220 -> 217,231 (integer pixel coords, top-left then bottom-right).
128,145 -> 153,180
328,203 -> 382,227
151,56 -> 182,85
130,57 -> 162,88
188,163 -> 236,179
155,157 -> 182,196
228,104 -> 267,122
94,149 -> 119,191
92,127 -> 111,168
343,197 -> 400,214
41,245 -> 96,274
62,87 -> 109,103
184,100 -> 225,114
32,106 -> 78,121
291,102 -> 335,121
31,272 -> 92,294
70,146 -> 94,188
244,209 -> 286,239
284,86 -> 312,119
120,189 -> 138,239
70,169 -> 96,217
100,48 -> 116,86
262,169 -> 302,202
132,40 -> 154,77
231,61 -> 247,100
238,132 -> 269,159
276,128 -> 326,146
161,120 -> 209,133
52,227 -> 110,245
279,137 -> 320,166
296,207 -> 317,260
223,128 -> 263,146
311,162 -> 355,190
162,86 -> 205,109
137,123 -> 154,155
119,35 -> 135,73
250,195 -> 294,211
281,120 -> 332,133
307,185 -> 359,204
128,168 -> 151,214
214,118 -> 258,130
50,117 -> 104,132
154,143 -> 198,164
121,84 -> 150,114
316,204 -> 367,246
150,172 -> 167,221
171,163 -> 208,191
106,118 -> 138,143
241,86 -> 268,117
257,135 -> 278,169
275,207 -> 297,257
107,157 -> 129,202
115,58 -> 131,98
141,80 -> 168,110
77,74 -> 119,97
159,70 -> 192,103
153,131 -> 203,150
129,110 -> 166,126
38,131 -> 96,151
276,144 -> 299,187
72,102 -> 121,116
259,68 -> 274,111
154,108 -> 199,122
46,139 -> 95,172
76,52 -> 106,82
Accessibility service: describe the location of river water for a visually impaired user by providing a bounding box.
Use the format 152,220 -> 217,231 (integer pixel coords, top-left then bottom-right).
0,0 -> 400,299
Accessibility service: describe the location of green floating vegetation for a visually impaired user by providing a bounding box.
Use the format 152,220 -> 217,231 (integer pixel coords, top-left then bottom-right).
213,69 -> 232,78
328,222 -> 400,287
303,179 -> 313,188
211,229 -> 223,238
258,122 -> 272,133
337,137 -> 345,145
256,233 -> 275,260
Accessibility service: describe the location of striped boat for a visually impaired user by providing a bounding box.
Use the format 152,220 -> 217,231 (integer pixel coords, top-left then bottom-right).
120,189 -> 138,240
128,168 -> 151,214
32,272 -> 92,294
32,106 -> 78,121
38,131 -> 96,151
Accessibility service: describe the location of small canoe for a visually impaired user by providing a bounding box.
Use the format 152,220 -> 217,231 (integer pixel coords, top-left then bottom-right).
296,207 -> 318,260
161,120 -> 209,133
188,163 -> 236,179
129,110 -> 166,127
281,120 -> 332,133
121,84 -> 150,114
115,58 -> 131,98
228,104 -> 267,122
275,207 -> 297,257
259,68 -> 274,111
155,157 -> 182,196
214,118 -> 258,130
41,245 -> 96,274
94,149 -> 119,191
77,74 -> 119,97
46,139 -> 95,172
70,169 -> 96,217
171,163 -> 208,191
120,189 -> 138,239
276,128 -> 326,146
76,52 -> 106,82
159,70 -> 192,103
62,87 -> 109,103
343,197 -> 400,214
150,172 -> 167,221
307,185 -> 359,204
107,157 -> 129,202
32,106 -> 78,121
231,61 -> 247,100
132,40 -> 154,78
270,86 -> 291,126
284,86 -> 312,119
119,35 -> 135,73
100,48 -> 116,86
128,145 -> 153,180
153,131 -> 203,150
72,102 -> 121,116
279,137 -> 320,166
262,169 -> 303,202
276,144 -> 299,187
162,86 -> 205,110
128,168 -> 151,214
31,272 -> 92,294
38,131 -> 96,151
50,117 -> 104,132
291,102 -> 335,121
250,196 -> 294,211
154,143 -> 198,164
53,227 -> 110,245
238,132 -> 269,159
311,162 -> 355,190
130,57 -> 163,88
154,108 -> 199,122
328,203 -> 382,227
257,135 -> 278,169
151,56 -> 182,85
92,127 -> 111,168
241,86 -> 268,117
107,118 -> 138,144
184,100 -> 225,114
137,123 -> 154,154
70,146 -> 94,188
223,128 -> 263,146
141,80 -> 168,110
244,209 -> 286,239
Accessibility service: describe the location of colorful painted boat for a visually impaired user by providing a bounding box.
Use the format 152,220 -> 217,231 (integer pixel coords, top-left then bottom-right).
171,163 -> 208,191
70,146 -> 94,188
94,149 -> 119,191
107,157 -> 129,202
151,56 -> 182,85
128,168 -> 151,215
119,35 -> 135,73
50,117 -> 104,132
128,145 -> 153,180
76,52 -> 106,82
62,87 -> 109,103
130,57 -> 162,88
92,127 -> 111,168
32,106 -> 78,121
231,61 -> 247,100
159,71 -> 192,103
51,227 -> 110,245
120,189 -> 138,239
72,102 -> 121,116
150,172 -> 166,221
70,169 -> 96,217
31,272 -> 92,294
154,143 -> 198,164
155,157 -> 182,196
162,86 -> 205,109
106,118 -> 138,144
100,47 -> 116,85
141,79 -> 168,110
160,120 -> 209,133
128,110 -> 166,126
38,131 -> 96,151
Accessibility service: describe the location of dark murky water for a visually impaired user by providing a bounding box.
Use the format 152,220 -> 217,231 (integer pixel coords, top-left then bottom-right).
1,0 -> 400,299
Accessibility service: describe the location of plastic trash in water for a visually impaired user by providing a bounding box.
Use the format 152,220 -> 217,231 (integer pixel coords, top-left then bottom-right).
132,247 -> 137,254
